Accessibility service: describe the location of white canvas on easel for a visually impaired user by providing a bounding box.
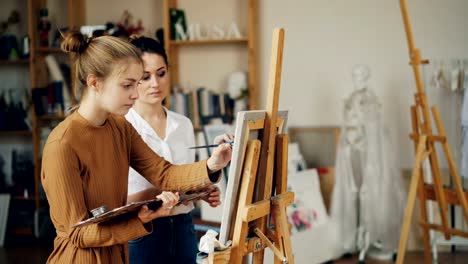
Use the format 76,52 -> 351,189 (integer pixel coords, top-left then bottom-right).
199,123 -> 232,222
219,110 -> 289,244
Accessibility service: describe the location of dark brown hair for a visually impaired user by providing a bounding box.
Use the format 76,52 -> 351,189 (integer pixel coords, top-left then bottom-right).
128,34 -> 168,65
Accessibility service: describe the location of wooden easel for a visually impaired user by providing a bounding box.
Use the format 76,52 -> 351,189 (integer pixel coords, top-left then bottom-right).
396,1 -> 468,263
206,28 -> 295,264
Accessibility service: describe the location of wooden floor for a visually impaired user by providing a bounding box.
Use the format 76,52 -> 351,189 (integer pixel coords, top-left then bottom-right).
1,240 -> 468,264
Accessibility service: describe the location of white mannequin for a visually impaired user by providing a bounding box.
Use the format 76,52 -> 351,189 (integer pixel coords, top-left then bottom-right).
331,65 -> 405,262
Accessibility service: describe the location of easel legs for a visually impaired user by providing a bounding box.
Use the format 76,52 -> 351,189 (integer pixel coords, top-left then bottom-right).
210,28 -> 292,264
396,136 -> 432,264
416,162 -> 432,264
225,136 -> 294,264
398,1 -> 468,262
271,135 -> 294,264
270,193 -> 294,264
432,107 -> 468,221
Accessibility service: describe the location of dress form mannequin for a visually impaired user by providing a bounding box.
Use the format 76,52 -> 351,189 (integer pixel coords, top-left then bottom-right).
331,65 -> 405,262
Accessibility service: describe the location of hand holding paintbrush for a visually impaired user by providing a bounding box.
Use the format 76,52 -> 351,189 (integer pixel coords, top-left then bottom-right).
189,133 -> 235,149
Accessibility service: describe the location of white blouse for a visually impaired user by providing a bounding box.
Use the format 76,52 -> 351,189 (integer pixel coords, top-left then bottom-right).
125,108 -> 196,215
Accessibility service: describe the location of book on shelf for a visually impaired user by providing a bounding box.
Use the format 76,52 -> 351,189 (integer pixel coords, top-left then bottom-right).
0,194 -> 10,247
50,81 -> 63,114
169,8 -> 187,41
191,90 -> 200,127
32,87 -> 48,116
32,81 -> 66,117
44,55 -> 72,112
169,88 -> 235,128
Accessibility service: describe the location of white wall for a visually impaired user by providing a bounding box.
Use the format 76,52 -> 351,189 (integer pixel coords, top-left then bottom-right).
81,0 -> 468,168
258,0 -> 468,169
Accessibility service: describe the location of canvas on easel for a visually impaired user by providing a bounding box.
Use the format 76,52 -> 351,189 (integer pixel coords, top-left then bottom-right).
203,28 -> 294,264
219,110 -> 289,244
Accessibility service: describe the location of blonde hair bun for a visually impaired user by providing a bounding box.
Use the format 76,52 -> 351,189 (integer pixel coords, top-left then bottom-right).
61,31 -> 89,54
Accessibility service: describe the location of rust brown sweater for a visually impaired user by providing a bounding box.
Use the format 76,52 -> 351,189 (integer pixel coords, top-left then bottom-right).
41,112 -> 217,263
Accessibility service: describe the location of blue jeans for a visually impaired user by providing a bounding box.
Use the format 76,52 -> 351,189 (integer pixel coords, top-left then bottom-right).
129,212 -> 198,264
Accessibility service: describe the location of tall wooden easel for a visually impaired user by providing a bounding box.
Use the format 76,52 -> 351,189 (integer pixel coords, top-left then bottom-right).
206,28 -> 294,264
396,1 -> 468,263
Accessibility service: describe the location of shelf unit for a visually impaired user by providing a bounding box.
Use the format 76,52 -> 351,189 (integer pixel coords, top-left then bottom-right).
170,38 -> 248,46
0,59 -> 30,65
35,47 -> 63,54
0,0 -> 34,216
27,0 -> 85,216
162,0 -> 258,126
0,0 -> 84,238
161,0 -> 258,229
0,130 -> 33,136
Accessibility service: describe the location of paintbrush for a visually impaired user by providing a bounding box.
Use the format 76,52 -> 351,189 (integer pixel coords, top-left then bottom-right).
188,141 -> 233,149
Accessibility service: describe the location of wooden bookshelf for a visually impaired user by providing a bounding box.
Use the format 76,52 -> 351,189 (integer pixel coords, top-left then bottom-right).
11,196 -> 37,201
0,0 -> 83,239
162,0 -> 258,117
27,0 -> 85,215
0,130 -> 32,136
35,47 -> 63,54
161,0 -> 258,237
10,227 -> 34,235
0,59 -> 29,65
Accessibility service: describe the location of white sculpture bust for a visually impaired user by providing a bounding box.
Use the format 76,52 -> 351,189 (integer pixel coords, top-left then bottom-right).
352,64 -> 370,91
228,71 -> 248,113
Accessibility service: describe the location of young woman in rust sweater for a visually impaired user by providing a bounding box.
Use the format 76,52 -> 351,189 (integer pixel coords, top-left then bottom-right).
41,32 -> 231,264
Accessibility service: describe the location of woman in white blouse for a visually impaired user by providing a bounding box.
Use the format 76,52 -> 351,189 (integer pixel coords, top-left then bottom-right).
126,36 -> 230,264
